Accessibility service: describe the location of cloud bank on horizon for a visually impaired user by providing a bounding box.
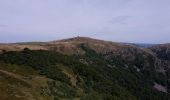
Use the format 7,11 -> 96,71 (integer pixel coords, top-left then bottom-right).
0,0 -> 170,43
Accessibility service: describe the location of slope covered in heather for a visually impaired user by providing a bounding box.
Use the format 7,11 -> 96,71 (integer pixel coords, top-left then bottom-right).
0,37 -> 170,100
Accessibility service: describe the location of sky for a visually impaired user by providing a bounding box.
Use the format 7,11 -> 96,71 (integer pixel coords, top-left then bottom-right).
0,0 -> 170,43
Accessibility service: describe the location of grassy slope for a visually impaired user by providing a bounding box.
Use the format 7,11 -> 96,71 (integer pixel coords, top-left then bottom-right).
0,47 -> 170,100
0,64 -> 52,100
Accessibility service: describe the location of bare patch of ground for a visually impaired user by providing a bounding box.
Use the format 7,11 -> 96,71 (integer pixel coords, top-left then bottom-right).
154,82 -> 167,93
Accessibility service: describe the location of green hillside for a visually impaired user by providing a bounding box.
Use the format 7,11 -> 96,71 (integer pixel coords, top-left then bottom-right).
0,44 -> 170,100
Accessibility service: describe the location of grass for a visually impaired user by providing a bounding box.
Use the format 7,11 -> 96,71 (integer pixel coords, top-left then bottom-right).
0,63 -> 52,100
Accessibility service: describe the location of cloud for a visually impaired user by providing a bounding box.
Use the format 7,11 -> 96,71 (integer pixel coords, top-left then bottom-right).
0,24 -> 7,27
109,16 -> 131,24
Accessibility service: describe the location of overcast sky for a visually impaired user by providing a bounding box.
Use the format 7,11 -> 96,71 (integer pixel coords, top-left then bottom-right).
0,0 -> 170,43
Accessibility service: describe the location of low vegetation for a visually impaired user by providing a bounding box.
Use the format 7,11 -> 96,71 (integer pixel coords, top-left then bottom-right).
0,37 -> 170,100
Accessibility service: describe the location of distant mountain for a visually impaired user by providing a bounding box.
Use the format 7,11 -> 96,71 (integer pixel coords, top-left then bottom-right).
135,43 -> 156,48
123,43 -> 156,48
0,37 -> 170,100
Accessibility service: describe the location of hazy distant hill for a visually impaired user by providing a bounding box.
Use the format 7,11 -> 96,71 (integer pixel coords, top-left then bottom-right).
0,37 -> 170,100
129,43 -> 156,48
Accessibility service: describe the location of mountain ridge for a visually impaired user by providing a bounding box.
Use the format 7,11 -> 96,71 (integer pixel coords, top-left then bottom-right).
0,37 -> 170,100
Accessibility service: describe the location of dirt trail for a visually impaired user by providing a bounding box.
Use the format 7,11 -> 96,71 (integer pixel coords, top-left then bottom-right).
0,69 -> 32,86
58,65 -> 78,86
